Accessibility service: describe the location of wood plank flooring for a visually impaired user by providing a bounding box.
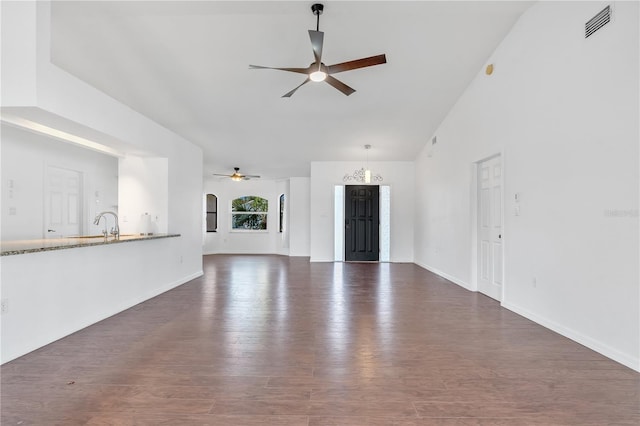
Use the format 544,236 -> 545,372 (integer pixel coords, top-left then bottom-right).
2,254 -> 638,425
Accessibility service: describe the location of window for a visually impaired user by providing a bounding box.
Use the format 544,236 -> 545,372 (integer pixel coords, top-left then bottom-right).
231,196 -> 268,230
206,194 -> 217,232
279,194 -> 285,233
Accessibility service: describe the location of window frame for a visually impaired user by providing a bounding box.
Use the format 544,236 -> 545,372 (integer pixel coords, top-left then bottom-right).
205,193 -> 217,232
279,193 -> 285,233
230,195 -> 269,231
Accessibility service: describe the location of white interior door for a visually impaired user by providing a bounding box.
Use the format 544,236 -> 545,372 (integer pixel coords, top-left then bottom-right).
478,155 -> 503,301
45,166 -> 82,238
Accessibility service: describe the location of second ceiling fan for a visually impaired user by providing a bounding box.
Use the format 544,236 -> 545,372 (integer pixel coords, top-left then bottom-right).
250,3 -> 387,97
213,167 -> 260,181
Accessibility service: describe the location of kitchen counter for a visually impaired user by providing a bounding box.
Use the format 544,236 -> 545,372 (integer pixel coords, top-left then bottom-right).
1,233 -> 181,256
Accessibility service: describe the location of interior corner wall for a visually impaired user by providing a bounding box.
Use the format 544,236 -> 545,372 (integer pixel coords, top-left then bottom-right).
414,1 -> 639,371
310,161 -> 415,263
202,178 -> 284,255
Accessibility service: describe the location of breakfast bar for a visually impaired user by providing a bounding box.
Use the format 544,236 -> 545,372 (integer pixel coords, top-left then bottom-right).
0,232 -> 202,364
1,234 -> 181,256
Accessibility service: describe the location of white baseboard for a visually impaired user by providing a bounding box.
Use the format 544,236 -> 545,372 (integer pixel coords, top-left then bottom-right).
1,271 -> 203,364
414,261 -> 473,291
412,262 -> 639,373
502,300 -> 640,373
90,270 -> 204,328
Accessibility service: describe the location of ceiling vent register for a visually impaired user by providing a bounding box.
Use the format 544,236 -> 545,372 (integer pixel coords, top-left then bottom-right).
585,5 -> 611,38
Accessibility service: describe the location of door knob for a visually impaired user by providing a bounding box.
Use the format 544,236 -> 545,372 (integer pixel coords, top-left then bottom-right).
47,229 -> 56,232
498,234 -> 502,239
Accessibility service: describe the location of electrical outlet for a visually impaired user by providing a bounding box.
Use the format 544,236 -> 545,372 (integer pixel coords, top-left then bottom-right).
1,299 -> 8,315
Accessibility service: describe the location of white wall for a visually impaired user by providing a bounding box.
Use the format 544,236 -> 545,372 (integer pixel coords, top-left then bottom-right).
276,179 -> 290,256
118,156 -> 168,235
310,161 -> 415,263
1,124 -> 119,240
414,1 -> 639,370
0,1 -> 36,105
289,177 -> 310,257
1,1 -> 203,363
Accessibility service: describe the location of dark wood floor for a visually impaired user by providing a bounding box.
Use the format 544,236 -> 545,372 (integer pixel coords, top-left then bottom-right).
1,255 -> 638,425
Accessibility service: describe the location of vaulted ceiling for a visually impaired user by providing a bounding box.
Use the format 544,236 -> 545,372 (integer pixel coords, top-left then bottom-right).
50,1 -> 532,179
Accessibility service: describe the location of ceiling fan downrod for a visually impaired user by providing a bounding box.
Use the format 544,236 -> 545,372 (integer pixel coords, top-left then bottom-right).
311,3 -> 323,31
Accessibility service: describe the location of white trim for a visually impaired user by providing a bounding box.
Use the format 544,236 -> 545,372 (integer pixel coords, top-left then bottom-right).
502,300 -> 640,373
472,152 -> 505,301
379,185 -> 391,262
414,261 -> 473,291
334,185 -> 344,262
43,164 -> 85,239
469,161 -> 479,292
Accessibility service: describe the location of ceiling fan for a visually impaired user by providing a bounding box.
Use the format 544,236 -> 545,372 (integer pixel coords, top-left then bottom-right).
249,3 -> 387,97
213,167 -> 260,181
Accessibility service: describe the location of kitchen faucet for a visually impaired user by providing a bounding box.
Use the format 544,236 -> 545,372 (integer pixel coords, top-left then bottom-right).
93,211 -> 120,239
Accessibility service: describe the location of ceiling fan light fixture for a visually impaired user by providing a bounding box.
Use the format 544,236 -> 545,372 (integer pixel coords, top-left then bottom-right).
249,2 -> 386,97
213,167 -> 260,181
310,70 -> 327,82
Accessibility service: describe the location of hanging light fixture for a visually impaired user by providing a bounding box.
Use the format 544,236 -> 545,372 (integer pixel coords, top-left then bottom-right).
343,144 -> 383,183
364,144 -> 372,183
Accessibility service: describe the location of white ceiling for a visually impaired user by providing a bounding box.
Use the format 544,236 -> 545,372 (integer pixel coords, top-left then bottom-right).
50,1 -> 532,179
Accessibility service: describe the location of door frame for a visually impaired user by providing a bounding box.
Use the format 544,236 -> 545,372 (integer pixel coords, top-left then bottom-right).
334,184 -> 391,262
43,164 -> 85,238
470,152 -> 505,302
344,184 -> 380,262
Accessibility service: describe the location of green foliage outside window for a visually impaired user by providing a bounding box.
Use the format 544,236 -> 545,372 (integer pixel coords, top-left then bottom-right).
232,196 -> 268,230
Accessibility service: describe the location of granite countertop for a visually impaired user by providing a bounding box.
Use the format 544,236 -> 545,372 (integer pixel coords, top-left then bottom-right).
1,233 -> 181,256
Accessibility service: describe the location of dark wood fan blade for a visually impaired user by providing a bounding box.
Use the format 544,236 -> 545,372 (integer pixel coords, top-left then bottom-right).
325,75 -> 356,96
212,173 -> 232,177
326,54 -> 387,74
249,65 -> 311,74
243,175 -> 261,178
308,30 -> 324,66
282,78 -> 311,98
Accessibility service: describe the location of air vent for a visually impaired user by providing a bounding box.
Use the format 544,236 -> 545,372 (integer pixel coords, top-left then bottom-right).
585,5 -> 611,38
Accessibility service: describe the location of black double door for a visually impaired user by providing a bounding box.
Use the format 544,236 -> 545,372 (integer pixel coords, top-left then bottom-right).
344,185 -> 379,262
